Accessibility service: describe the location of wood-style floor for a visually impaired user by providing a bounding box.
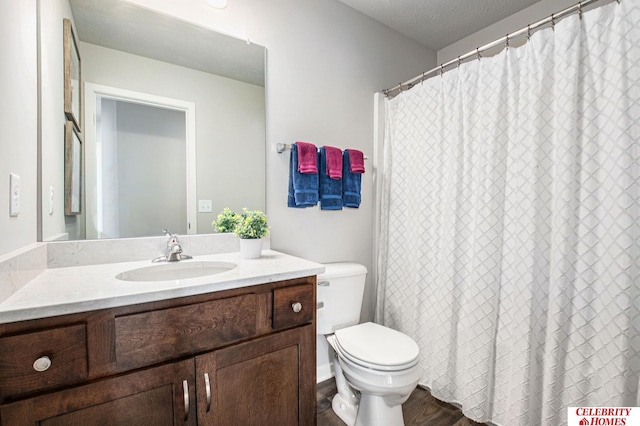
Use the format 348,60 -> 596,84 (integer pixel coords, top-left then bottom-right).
317,379 -> 489,426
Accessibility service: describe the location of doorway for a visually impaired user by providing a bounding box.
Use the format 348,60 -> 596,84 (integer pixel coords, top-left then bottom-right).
84,83 -> 196,239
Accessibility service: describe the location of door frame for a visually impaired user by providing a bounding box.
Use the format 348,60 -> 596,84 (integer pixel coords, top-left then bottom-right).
84,82 -> 197,238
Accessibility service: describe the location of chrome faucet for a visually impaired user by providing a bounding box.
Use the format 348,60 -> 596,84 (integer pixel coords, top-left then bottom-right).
152,229 -> 193,262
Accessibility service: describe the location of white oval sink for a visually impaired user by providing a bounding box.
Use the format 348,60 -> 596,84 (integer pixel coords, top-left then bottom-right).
116,261 -> 237,282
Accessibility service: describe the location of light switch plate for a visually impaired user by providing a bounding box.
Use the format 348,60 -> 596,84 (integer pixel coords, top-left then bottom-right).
9,173 -> 20,217
198,199 -> 213,213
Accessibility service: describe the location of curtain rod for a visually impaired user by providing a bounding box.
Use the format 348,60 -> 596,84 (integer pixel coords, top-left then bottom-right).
383,0 -> 614,98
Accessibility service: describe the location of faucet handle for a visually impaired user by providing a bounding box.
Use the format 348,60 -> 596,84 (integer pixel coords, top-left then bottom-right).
163,228 -> 180,244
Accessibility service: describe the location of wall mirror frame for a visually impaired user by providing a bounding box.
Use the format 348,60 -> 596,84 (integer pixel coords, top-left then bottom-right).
38,0 -> 267,242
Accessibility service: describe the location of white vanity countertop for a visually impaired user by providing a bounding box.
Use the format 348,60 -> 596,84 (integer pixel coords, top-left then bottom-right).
0,250 -> 324,324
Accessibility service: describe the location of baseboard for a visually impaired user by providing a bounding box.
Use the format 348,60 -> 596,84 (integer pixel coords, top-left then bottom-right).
317,362 -> 334,383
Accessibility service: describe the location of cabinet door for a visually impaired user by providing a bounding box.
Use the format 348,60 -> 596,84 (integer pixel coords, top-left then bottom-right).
0,359 -> 197,426
196,325 -> 315,426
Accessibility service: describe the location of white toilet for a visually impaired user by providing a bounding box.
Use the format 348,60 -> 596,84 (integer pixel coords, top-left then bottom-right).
317,263 -> 421,426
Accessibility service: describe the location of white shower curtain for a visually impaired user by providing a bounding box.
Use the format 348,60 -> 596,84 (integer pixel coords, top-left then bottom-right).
377,1 -> 640,425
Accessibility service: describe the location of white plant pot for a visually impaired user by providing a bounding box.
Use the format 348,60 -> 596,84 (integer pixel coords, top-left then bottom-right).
239,238 -> 263,259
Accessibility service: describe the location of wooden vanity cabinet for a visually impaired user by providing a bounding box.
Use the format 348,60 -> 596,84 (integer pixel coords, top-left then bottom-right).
0,276 -> 316,426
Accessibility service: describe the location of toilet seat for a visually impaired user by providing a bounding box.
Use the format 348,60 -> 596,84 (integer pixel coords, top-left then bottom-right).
333,322 -> 419,372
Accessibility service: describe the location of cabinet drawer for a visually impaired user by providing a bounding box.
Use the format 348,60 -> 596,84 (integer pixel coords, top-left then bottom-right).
0,324 -> 88,400
273,284 -> 314,329
115,294 -> 257,371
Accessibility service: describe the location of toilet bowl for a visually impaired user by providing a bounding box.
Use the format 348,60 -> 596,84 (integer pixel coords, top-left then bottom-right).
317,263 -> 421,426
327,322 -> 420,426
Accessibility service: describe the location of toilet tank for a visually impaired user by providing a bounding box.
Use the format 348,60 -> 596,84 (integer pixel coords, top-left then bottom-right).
316,262 -> 367,335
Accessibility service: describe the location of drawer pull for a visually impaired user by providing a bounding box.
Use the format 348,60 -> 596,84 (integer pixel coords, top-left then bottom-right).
33,356 -> 52,372
183,379 -> 190,421
291,302 -> 303,313
204,372 -> 212,412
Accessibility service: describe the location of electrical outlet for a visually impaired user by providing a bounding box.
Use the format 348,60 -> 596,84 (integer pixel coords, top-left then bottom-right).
198,199 -> 213,213
9,173 -> 20,217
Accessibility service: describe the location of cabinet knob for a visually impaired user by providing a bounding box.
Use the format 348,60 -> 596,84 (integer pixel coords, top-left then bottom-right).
291,302 -> 303,313
33,356 -> 52,372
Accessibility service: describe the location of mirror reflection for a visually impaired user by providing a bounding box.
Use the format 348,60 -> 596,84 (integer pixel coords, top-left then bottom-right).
39,0 -> 266,241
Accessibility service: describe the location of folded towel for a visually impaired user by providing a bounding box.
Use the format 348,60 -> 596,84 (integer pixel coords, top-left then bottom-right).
319,147 -> 343,210
288,143 -> 318,208
324,145 -> 343,179
296,141 -> 318,174
342,150 -> 362,208
347,149 -> 365,173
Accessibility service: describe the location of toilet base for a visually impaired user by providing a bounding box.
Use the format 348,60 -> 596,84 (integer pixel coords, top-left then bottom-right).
332,393 -> 358,426
331,391 -> 407,426
355,393 -> 405,426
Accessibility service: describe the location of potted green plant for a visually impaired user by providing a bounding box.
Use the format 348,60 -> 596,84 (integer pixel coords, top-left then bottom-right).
212,207 -> 241,233
235,208 -> 269,259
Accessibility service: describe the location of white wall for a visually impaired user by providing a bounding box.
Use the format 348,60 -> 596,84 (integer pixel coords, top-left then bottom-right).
39,0 -> 80,242
0,2 -> 38,257
437,0 -> 580,63
125,0 -> 438,321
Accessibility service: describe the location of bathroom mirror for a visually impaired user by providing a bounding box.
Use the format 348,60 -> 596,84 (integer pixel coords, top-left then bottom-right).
39,0 -> 266,241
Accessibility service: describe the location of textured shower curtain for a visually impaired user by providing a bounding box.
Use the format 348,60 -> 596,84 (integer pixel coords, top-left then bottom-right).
377,1 -> 640,425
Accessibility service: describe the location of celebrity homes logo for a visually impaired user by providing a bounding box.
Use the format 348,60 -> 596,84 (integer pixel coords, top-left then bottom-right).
568,407 -> 639,425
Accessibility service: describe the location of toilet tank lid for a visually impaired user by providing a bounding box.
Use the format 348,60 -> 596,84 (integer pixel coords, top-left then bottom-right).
318,262 -> 367,280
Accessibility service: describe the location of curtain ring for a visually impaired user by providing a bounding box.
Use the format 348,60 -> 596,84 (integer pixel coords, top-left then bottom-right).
578,2 -> 583,19
421,72 -> 426,85
550,13 -> 555,30
439,64 -> 444,77
476,47 -> 481,61
457,56 -> 461,68
505,34 -> 510,50
527,25 -> 531,41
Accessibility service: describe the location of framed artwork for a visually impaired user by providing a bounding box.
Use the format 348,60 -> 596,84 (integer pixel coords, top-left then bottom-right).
64,121 -> 82,215
63,18 -> 82,132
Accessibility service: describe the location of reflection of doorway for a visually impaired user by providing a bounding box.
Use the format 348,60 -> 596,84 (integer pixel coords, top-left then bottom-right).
84,84 -> 196,239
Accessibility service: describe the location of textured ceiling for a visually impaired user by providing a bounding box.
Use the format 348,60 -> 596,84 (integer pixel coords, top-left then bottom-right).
338,0 -> 541,50
69,0 -> 265,87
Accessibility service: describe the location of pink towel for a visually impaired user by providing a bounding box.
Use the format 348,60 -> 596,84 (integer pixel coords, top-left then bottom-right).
296,141 -> 318,174
324,146 -> 343,179
347,149 -> 365,173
